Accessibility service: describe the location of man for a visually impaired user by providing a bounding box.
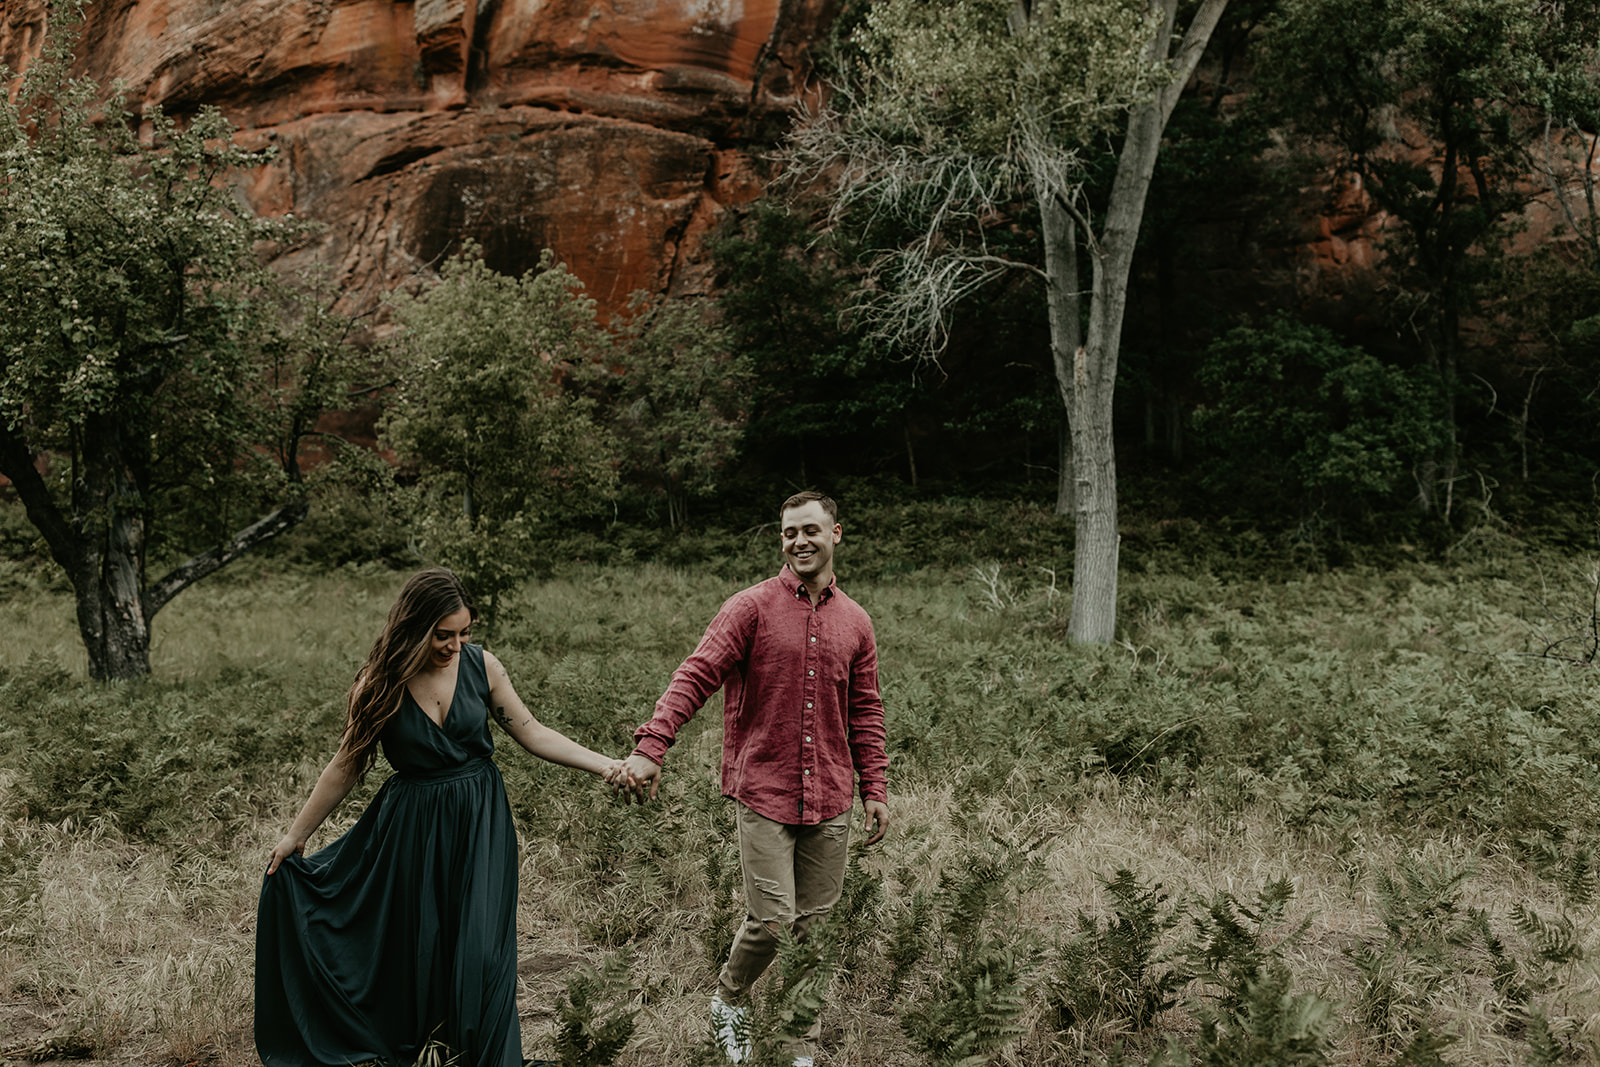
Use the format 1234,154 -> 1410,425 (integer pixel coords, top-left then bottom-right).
619,491 -> 890,1067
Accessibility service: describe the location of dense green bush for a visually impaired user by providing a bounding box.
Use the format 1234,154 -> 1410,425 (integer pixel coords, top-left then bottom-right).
1192,316 -> 1450,526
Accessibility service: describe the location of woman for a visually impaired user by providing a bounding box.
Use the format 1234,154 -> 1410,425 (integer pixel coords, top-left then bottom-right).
256,568 -> 624,1066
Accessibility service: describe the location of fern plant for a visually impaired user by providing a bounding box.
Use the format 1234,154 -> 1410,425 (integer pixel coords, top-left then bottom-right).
698,837 -> 743,972
883,887 -> 933,1000
553,950 -> 638,1067
1389,1021 -> 1457,1065
829,844 -> 887,985
1561,847 -> 1595,909
1344,856 -> 1474,1043
1185,876 -> 1309,1019
896,849 -> 1035,1066
1188,963 -> 1333,1066
731,922 -> 842,1067
900,945 -> 1029,1067
1047,867 -> 1185,1037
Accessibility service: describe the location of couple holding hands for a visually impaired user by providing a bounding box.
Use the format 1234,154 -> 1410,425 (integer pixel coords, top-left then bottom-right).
255,492 -> 889,1067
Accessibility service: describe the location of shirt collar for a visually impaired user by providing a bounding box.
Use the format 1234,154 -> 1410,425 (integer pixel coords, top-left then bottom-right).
779,565 -> 836,602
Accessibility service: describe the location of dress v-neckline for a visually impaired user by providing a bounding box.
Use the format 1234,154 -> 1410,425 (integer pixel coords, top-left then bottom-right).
408,658 -> 464,732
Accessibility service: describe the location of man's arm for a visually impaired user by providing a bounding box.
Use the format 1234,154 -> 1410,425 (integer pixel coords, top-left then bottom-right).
847,621 -> 891,844
620,593 -> 756,802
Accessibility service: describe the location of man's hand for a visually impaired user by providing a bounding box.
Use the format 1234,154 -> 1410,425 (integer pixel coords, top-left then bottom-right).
862,799 -> 890,845
617,753 -> 662,803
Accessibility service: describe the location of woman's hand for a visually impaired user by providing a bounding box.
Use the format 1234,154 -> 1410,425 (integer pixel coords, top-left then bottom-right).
600,758 -> 629,786
266,832 -> 307,875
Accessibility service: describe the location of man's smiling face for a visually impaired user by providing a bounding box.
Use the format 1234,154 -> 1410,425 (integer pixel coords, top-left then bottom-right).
780,501 -> 842,587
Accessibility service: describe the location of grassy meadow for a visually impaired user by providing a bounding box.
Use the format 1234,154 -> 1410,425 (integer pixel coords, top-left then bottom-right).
4,509 -> 1600,1065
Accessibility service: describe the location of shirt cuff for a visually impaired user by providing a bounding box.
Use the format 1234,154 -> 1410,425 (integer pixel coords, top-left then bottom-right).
630,738 -> 668,765
860,784 -> 888,804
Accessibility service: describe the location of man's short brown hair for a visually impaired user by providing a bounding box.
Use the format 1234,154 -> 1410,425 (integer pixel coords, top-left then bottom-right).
780,491 -> 837,523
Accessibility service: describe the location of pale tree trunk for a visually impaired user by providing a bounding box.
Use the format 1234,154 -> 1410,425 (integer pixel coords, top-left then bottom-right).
1040,189 -> 1080,517
1066,0 -> 1229,644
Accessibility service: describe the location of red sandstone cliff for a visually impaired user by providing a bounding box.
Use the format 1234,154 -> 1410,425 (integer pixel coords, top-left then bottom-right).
1,0 -> 835,313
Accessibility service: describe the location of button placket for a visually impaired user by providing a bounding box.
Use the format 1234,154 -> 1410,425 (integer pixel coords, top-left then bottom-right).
801,602 -> 816,799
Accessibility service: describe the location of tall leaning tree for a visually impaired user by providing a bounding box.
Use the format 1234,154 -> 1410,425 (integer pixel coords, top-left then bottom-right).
0,12 -> 355,679
787,0 -> 1227,643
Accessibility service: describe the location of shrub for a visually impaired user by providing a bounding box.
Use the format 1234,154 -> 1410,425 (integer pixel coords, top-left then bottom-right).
1193,315 -> 1449,526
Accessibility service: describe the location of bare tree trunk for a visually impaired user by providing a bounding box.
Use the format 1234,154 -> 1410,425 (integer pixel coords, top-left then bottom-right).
1518,367 -> 1545,482
1067,0 -> 1229,644
70,418 -> 152,679
1056,424 -> 1074,515
1040,190 -> 1079,517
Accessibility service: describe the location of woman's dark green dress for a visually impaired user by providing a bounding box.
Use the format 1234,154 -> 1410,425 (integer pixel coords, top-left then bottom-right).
255,644 -> 522,1067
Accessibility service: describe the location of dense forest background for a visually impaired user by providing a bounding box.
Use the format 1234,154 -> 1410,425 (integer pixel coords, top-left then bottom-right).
9,0 -> 1600,659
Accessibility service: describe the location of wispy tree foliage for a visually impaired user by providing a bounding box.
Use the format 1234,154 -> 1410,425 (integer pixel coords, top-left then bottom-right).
0,3 -> 358,679
786,0 -> 1162,355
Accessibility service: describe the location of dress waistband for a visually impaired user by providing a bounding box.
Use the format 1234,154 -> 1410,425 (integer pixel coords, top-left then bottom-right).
395,756 -> 493,783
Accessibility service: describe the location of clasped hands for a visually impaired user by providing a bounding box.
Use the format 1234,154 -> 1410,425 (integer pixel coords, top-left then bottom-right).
601,753 -> 661,803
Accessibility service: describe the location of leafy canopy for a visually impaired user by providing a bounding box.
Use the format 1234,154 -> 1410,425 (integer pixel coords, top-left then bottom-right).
381,247 -> 616,624
609,294 -> 751,528
1193,316 -> 1450,512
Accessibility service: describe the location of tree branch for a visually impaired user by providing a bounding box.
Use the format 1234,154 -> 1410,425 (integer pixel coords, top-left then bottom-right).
142,496 -> 309,622
0,425 -> 83,574
1158,0 -> 1231,125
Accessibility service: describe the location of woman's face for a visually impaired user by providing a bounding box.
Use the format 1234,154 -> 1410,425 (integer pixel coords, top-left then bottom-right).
428,607 -> 473,670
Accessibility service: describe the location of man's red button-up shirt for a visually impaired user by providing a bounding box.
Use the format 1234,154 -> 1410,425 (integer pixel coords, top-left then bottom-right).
631,567 -> 889,825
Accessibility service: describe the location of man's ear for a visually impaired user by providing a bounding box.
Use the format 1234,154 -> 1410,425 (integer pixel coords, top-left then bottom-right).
832,524 -> 843,544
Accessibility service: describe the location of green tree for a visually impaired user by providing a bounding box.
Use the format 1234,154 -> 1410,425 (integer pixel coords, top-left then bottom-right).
609,295 -> 752,528
0,7 -> 354,680
786,0 -> 1229,643
1258,0 -> 1562,517
380,248 -> 616,625
708,202 -> 944,487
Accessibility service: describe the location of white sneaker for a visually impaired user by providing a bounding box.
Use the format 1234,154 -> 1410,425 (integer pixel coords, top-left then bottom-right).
710,994 -> 751,1064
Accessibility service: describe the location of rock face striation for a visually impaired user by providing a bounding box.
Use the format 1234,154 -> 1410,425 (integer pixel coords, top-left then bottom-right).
2,0 -> 835,312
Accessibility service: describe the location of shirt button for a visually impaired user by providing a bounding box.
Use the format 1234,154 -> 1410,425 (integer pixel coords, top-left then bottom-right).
810,636 -> 817,643
805,735 -> 812,743
804,768 -> 810,775
808,669 -> 815,676
806,702 -> 813,709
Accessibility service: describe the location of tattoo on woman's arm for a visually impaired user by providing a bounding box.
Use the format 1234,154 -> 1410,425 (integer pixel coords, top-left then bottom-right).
496,705 -> 533,729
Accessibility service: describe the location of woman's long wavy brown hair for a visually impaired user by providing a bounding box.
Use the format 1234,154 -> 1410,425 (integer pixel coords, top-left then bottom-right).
338,568 -> 478,781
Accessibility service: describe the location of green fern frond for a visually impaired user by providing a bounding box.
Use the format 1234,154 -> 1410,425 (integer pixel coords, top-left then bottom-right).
1562,847 -> 1594,909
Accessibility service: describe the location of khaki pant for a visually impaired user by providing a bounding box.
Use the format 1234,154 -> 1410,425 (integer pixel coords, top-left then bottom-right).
718,804 -> 851,1056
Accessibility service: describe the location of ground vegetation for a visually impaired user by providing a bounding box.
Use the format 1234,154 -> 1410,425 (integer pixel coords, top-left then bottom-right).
5,512 -> 1600,1063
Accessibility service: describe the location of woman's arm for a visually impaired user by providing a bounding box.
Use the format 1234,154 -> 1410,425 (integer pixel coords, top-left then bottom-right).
265,749 -> 360,874
484,650 -> 623,779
